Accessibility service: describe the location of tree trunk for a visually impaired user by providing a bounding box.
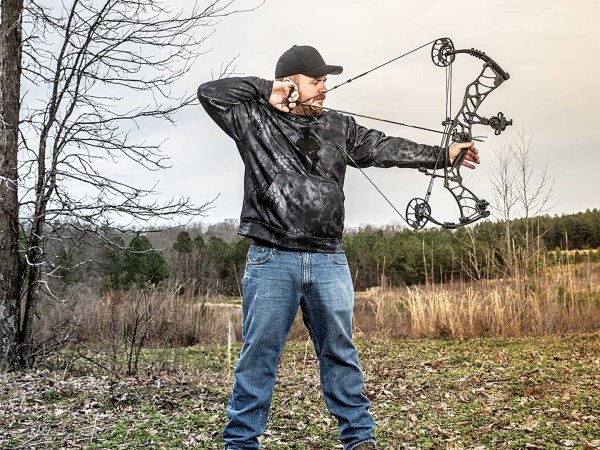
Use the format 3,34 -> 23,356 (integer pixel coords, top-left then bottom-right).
0,0 -> 24,370
20,232 -> 43,365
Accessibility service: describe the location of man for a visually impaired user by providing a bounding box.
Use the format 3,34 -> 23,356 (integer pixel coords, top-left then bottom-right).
198,45 -> 479,450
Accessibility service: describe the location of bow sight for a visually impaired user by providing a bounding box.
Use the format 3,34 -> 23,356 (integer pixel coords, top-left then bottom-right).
487,112 -> 512,135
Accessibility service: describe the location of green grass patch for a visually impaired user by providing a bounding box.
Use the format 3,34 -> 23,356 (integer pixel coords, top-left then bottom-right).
1,334 -> 598,449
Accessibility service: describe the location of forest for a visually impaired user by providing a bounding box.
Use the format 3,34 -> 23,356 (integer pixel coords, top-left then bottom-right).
50,209 -> 600,296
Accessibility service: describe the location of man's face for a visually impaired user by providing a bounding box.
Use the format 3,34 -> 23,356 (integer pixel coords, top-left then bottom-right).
289,74 -> 327,115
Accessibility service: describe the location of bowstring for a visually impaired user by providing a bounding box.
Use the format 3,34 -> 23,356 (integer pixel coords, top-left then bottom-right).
309,114 -> 412,227
314,39 -> 438,97
299,39 -> 438,113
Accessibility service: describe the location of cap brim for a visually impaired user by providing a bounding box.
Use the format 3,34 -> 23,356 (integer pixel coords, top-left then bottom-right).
304,64 -> 343,76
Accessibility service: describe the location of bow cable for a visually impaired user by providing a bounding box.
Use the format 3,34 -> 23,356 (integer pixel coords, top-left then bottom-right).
424,63 -> 454,202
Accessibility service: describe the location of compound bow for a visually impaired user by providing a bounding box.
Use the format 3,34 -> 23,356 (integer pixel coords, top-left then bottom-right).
303,37 -> 512,230
405,38 -> 512,229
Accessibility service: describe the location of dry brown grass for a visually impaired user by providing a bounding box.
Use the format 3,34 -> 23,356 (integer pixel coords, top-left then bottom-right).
353,261 -> 600,339
37,283 -> 242,349
38,262 -> 600,348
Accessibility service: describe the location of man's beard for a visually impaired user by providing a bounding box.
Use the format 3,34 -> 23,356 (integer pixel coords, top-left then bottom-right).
293,95 -> 325,117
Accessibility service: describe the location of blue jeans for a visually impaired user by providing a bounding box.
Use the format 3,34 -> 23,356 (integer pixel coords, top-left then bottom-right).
223,244 -> 376,449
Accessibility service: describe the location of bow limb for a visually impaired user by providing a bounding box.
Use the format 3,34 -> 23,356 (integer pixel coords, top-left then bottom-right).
448,48 -> 512,152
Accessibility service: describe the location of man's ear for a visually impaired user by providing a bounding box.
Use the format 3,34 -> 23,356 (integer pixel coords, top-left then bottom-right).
282,75 -> 300,84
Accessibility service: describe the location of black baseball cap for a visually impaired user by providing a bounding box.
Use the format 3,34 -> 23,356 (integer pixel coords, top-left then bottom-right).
275,45 -> 343,79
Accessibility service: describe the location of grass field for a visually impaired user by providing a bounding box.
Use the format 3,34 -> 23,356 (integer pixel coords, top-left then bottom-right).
2,334 -> 599,449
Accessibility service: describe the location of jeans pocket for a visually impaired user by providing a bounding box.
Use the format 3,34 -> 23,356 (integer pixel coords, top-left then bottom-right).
246,245 -> 275,266
326,252 -> 348,266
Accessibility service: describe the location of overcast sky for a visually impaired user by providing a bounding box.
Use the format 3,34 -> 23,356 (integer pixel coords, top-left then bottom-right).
128,0 -> 600,229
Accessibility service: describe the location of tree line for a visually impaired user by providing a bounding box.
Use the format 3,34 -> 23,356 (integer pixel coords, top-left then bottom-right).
57,208 -> 599,297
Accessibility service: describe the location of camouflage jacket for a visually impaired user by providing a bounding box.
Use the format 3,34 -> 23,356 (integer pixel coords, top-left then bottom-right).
198,77 -> 443,252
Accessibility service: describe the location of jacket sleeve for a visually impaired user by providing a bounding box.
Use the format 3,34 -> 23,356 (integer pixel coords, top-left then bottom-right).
344,115 -> 446,169
197,77 -> 273,141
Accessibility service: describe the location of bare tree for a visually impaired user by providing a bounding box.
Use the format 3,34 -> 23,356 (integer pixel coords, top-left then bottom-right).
0,0 -> 256,370
490,127 -> 554,278
490,140 -> 518,267
513,130 -> 554,274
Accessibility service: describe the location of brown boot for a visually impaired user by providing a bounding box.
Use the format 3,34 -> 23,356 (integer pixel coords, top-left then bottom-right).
353,443 -> 377,450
